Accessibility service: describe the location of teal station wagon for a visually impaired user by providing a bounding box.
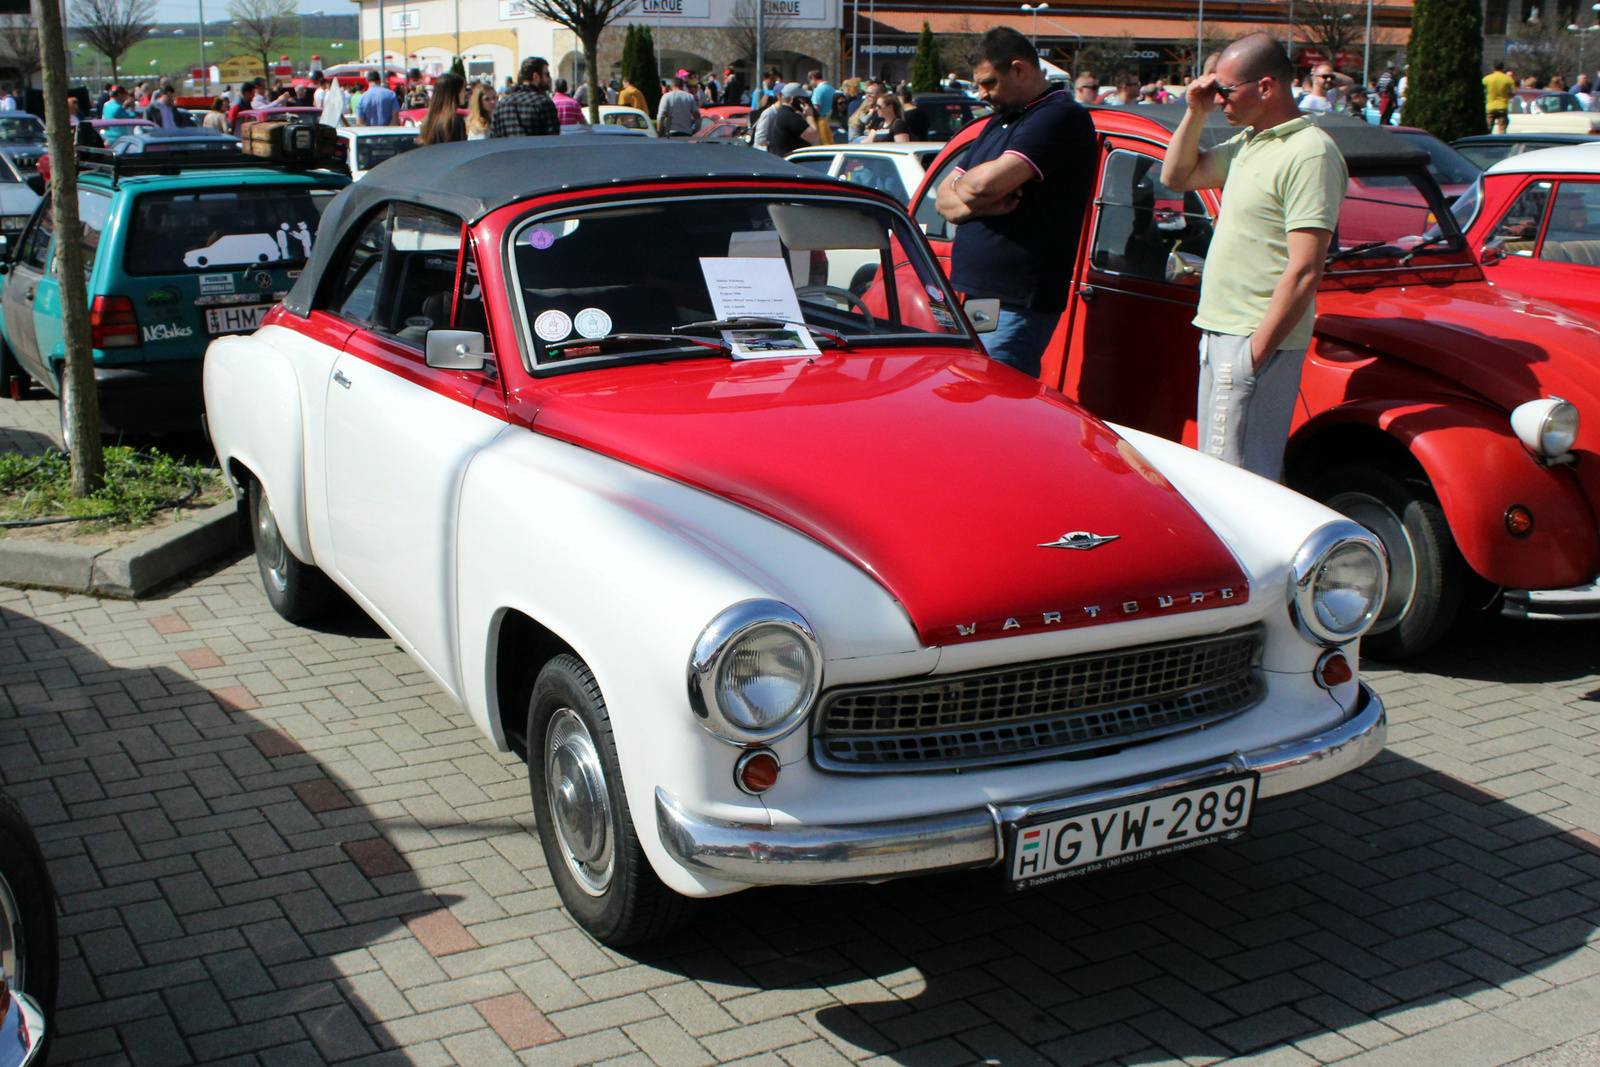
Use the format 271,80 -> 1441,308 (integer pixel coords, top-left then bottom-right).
0,152 -> 347,436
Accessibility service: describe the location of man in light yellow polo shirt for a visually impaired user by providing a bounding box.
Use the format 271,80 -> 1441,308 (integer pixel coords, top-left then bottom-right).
1162,32 -> 1346,482
1484,60 -> 1516,134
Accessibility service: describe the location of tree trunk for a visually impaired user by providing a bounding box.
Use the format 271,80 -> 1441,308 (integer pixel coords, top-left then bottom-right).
583,32 -> 602,124
34,0 -> 105,495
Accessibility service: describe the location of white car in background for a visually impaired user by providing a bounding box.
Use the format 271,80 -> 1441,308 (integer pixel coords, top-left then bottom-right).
786,142 -> 945,206
335,126 -> 422,181
595,105 -> 658,136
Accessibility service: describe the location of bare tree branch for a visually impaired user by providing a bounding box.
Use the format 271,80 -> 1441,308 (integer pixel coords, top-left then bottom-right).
0,17 -> 42,80
527,0 -> 636,121
227,0 -> 298,84
72,0 -> 156,84
719,0 -> 793,73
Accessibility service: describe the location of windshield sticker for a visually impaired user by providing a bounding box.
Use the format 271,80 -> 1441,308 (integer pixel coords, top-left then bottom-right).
199,273 -> 234,294
528,228 -> 556,250
275,222 -> 313,258
534,309 -> 573,342
574,308 -> 612,338
183,234 -> 278,268
142,323 -> 194,342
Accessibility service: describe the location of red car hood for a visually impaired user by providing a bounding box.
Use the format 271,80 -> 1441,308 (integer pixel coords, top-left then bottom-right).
529,352 -> 1249,647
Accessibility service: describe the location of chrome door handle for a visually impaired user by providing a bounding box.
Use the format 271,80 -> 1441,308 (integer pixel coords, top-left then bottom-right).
333,370 -> 351,389
1079,285 -> 1096,302
23,288 -> 33,302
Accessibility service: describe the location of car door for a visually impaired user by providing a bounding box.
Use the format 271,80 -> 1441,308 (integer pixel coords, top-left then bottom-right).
1477,177 -> 1559,304
1532,181 -> 1600,320
1058,146 -> 1215,446
319,202 -> 506,697
1,192 -> 49,380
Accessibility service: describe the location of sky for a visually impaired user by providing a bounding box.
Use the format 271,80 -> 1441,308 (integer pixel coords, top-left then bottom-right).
151,0 -> 358,25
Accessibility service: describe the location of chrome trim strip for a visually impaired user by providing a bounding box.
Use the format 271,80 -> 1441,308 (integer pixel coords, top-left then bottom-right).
657,682 -> 1386,885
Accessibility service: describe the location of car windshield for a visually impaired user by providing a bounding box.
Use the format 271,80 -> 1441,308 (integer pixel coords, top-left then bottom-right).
1452,139 -> 1525,169
512,194 -> 969,370
1395,132 -> 1481,186
1532,93 -> 1584,113
355,133 -> 420,172
0,116 -> 44,143
1329,170 -> 1466,260
124,186 -> 339,275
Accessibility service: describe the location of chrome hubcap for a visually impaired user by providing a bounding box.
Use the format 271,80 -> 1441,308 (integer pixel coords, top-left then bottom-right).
0,865 -> 24,993
255,492 -> 290,592
545,708 -> 614,896
1325,490 -> 1417,634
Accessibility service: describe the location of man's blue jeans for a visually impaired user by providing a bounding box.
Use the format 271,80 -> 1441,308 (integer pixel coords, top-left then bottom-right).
981,305 -> 1057,379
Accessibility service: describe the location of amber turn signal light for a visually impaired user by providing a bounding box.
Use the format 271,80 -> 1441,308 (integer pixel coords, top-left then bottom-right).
1315,650 -> 1353,690
1505,505 -> 1534,539
735,749 -> 781,795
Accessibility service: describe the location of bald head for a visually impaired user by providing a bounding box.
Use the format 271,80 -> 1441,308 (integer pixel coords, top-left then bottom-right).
1219,32 -> 1293,84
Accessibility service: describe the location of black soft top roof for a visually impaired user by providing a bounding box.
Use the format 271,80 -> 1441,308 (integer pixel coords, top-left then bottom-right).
1095,102 -> 1430,169
283,135 -> 841,316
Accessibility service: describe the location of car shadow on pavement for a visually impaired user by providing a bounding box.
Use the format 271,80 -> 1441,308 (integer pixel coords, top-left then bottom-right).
1375,610 -> 1600,687
0,605 -> 458,1064
637,750 -> 1600,1065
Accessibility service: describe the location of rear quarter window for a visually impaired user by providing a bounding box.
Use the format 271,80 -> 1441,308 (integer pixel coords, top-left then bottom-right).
123,186 -> 338,276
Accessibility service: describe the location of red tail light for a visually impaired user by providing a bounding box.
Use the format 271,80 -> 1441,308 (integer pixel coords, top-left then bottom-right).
90,295 -> 140,349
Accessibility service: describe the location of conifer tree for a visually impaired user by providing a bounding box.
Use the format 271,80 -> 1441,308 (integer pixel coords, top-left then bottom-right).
1404,0 -> 1487,141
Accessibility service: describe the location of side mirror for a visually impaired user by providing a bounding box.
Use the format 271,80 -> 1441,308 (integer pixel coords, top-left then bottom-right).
424,329 -> 488,370
1480,237 -> 1506,266
25,174 -> 43,196
1165,251 -> 1205,286
964,296 -> 1000,334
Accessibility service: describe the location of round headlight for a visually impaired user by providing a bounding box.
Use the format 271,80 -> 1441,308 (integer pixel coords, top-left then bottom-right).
688,601 -> 821,743
1288,521 -> 1388,646
1511,397 -> 1579,459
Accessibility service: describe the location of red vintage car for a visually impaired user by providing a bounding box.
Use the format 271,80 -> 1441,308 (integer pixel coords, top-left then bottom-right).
910,104 -> 1600,657
1457,142 -> 1600,324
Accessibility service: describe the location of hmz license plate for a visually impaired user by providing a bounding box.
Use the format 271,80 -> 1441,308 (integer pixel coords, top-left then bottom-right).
1008,775 -> 1257,891
206,303 -> 276,335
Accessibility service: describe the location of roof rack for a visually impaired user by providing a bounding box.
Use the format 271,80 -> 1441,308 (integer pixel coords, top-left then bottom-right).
74,145 -> 346,185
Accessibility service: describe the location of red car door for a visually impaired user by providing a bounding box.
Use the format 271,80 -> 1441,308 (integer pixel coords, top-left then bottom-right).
1057,142 -> 1216,447
1478,176 -> 1600,323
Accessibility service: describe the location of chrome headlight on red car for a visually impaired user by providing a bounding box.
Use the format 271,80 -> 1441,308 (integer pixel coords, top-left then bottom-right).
1511,397 -> 1579,461
1289,522 -> 1388,647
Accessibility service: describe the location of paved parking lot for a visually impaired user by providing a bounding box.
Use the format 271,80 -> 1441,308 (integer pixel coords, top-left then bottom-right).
2,394 -> 1600,1067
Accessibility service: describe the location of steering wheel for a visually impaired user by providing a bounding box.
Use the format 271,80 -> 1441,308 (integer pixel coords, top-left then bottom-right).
796,285 -> 876,330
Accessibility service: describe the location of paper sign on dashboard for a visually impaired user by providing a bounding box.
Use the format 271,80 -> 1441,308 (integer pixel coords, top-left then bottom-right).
698,257 -> 821,359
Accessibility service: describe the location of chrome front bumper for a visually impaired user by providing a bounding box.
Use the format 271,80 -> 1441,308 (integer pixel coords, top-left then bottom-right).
1503,580 -> 1600,621
656,682 -> 1386,886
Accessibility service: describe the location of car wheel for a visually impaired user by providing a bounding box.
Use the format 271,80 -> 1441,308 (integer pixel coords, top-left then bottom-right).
528,654 -> 693,947
0,790 -> 58,1062
1313,465 -> 1462,661
248,478 -> 340,624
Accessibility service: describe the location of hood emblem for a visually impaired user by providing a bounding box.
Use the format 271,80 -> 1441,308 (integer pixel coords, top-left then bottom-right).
1039,531 -> 1120,551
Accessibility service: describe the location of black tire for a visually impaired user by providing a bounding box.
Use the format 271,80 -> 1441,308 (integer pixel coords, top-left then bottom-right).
248,478 -> 340,624
0,790 -> 59,1062
528,654 -> 694,946
1312,464 -> 1463,661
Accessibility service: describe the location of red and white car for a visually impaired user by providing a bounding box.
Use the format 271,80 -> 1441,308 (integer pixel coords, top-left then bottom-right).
204,138 -> 1388,945
1457,142 -> 1600,323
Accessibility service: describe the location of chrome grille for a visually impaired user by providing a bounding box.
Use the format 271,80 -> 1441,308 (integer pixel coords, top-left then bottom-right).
815,628 -> 1263,772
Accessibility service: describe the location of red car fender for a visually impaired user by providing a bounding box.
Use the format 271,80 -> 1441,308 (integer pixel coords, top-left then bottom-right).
1295,398 -> 1599,591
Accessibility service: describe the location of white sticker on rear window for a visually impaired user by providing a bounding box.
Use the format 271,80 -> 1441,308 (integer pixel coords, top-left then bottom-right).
534,309 -> 572,342
574,308 -> 612,338
200,273 -> 234,293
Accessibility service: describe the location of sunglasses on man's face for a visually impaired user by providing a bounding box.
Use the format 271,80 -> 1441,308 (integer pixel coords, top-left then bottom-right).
1213,80 -> 1255,99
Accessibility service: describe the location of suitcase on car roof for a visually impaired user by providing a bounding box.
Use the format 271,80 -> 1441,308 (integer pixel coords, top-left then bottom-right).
242,119 -> 340,164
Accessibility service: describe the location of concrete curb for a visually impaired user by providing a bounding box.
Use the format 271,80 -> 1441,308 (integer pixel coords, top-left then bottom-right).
0,499 -> 242,599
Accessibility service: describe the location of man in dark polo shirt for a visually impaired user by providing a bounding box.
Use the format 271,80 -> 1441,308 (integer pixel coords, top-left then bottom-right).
935,26 -> 1096,377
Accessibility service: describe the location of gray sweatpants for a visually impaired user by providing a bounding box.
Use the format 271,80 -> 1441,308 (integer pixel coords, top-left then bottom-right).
1196,331 -> 1306,484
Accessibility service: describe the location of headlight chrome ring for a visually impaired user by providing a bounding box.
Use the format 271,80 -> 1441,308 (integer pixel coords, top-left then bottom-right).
1288,520 -> 1388,647
688,600 -> 822,745
1511,397 -> 1579,460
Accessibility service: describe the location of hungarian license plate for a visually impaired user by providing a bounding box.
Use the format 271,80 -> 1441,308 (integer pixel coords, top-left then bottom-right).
1008,775 -> 1257,891
206,303 -> 275,335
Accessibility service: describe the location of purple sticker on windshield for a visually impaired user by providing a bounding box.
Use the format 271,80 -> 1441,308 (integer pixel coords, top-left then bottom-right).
529,229 -> 555,249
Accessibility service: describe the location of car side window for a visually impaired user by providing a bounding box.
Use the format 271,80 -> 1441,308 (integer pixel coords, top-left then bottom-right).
1540,182 -> 1600,266
1091,149 -> 1214,282
78,190 -> 112,261
322,201 -> 468,349
839,155 -> 908,203
789,155 -> 835,174
17,192 -> 52,270
1487,181 -> 1552,255
914,149 -> 966,241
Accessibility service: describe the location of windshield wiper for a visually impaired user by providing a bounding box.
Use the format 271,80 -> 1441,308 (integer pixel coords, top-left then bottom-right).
674,316 -> 853,350
544,332 -> 732,357
1399,233 -> 1460,265
1326,240 -> 1387,263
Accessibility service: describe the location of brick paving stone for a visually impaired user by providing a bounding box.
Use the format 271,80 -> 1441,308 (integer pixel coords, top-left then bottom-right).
178,647 -> 226,671
151,615 -> 194,635
344,838 -> 412,878
291,779 -> 353,814
406,909 -> 482,957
